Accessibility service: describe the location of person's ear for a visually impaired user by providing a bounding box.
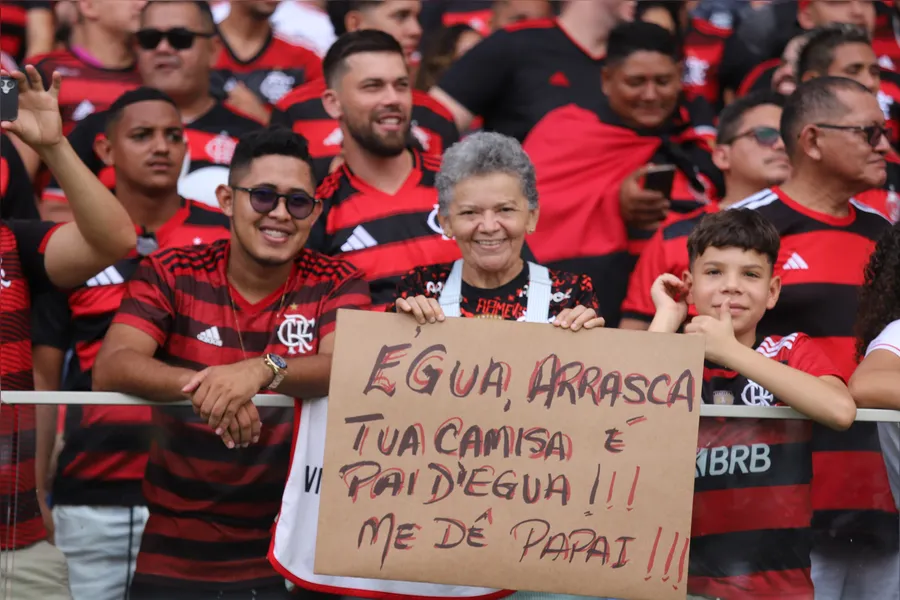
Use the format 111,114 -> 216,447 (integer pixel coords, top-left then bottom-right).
322,88 -> 343,120
94,134 -> 114,167
216,183 -> 234,217
525,206 -> 539,234
712,143 -> 731,172
437,212 -> 452,238
767,273 -> 782,310
682,270 -> 695,305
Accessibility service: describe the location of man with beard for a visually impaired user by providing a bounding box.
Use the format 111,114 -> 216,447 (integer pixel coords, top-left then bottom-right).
92,127 -> 371,600
311,30 -> 461,309
272,0 -> 458,185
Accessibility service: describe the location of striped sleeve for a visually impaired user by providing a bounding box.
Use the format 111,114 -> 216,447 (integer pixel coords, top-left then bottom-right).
318,265 -> 372,337
112,255 -> 176,346
777,333 -> 845,381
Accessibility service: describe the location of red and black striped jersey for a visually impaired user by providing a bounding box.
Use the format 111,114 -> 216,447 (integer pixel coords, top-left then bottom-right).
312,150 -> 461,310
621,204 -> 720,324
31,201 -> 229,508
42,101 -> 263,208
272,79 -> 459,184
0,0 -> 51,64
1,133 -> 39,221
0,219 -> 58,550
523,99 -> 720,327
27,48 -> 141,134
873,12 -> 900,71
213,30 -> 322,106
393,262 -> 599,321
112,239 -> 370,590
682,16 -> 732,107
733,187 -> 899,546
691,333 -> 840,600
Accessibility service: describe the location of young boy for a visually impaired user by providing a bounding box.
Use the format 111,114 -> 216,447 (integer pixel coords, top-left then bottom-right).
649,209 -> 856,600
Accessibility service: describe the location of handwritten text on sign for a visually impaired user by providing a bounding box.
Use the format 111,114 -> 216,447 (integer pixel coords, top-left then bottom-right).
316,311 -> 704,600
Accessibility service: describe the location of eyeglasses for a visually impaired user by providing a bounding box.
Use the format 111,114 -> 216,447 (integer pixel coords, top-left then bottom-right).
135,27 -> 215,51
814,123 -> 891,148
233,186 -> 320,220
724,126 -> 782,147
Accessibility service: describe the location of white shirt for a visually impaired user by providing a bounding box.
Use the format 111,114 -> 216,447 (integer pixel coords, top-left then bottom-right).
212,0 -> 336,57
864,319 -> 900,510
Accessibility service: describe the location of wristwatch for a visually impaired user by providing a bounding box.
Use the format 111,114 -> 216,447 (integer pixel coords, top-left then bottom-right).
263,353 -> 287,390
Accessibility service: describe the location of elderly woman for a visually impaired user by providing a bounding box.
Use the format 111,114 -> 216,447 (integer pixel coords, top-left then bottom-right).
392,132 -> 610,598
394,131 -> 603,329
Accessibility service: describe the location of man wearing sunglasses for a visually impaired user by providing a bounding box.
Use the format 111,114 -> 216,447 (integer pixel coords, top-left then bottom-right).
621,90 -> 790,331
731,76 -> 899,600
41,0 -> 264,215
92,127 -> 371,600
30,87 -> 231,600
797,22 -> 900,223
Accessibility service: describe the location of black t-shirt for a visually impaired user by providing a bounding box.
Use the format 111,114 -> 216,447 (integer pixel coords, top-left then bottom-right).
436,18 -> 604,141
1,135 -> 39,221
393,262 -> 599,321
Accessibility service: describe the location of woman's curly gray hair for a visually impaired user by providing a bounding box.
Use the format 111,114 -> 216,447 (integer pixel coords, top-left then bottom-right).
435,131 -> 539,217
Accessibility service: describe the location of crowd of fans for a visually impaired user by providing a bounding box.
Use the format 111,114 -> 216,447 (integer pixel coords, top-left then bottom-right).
3,0 -> 900,600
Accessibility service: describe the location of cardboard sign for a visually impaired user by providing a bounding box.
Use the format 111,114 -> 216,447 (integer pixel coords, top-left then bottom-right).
316,311 -> 704,600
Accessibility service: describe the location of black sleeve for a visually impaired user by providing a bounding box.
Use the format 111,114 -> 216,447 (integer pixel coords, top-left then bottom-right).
1,136 -> 38,220
435,29 -> 517,116
269,107 -> 291,128
31,288 -> 73,350
8,219 -> 58,295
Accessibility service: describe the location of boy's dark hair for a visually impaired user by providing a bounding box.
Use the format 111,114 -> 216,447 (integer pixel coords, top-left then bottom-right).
323,30 -> 405,88
327,0 -> 381,36
687,209 -> 781,269
606,21 -> 680,66
716,90 -> 785,145
105,87 -> 178,137
228,128 -> 313,186
140,0 -> 216,30
797,23 -> 872,81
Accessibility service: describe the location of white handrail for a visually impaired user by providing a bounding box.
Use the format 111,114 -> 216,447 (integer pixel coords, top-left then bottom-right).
2,391 -> 900,422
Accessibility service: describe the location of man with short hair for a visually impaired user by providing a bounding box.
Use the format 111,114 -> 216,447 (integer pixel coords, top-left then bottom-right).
273,0 -> 458,184
307,30 -> 461,310
31,87 -> 230,600
733,76 -> 899,600
620,91 -> 790,330
92,127 -> 371,600
0,64 -> 137,600
42,0 -> 264,217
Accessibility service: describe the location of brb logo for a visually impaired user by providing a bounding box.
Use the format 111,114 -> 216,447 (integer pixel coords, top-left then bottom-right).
695,443 -> 771,477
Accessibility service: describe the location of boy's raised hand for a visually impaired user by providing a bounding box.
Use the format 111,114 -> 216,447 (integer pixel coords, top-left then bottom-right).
650,273 -> 689,323
684,299 -> 739,364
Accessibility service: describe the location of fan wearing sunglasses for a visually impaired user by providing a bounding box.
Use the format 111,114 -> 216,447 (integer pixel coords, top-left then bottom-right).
621,90 -> 790,331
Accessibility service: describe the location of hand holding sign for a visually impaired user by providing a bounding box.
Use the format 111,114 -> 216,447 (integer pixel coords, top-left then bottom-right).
396,295 -> 446,325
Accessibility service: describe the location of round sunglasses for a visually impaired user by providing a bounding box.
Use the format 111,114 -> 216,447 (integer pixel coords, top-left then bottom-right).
233,187 -> 320,220
135,27 -> 215,51
725,126 -> 782,147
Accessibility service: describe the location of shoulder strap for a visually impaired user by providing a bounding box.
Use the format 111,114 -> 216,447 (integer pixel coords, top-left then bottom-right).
524,262 -> 552,323
438,259 -> 464,318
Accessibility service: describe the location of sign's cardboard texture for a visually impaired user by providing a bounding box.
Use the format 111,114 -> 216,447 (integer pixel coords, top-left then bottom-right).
316,310 -> 704,600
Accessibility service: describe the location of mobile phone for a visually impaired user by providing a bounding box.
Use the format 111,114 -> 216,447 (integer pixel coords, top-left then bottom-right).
642,164 -> 676,197
0,75 -> 18,122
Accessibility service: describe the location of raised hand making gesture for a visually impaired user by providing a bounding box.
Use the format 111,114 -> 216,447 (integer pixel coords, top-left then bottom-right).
0,65 -> 63,151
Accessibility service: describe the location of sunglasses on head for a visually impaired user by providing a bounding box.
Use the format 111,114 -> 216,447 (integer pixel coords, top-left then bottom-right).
727,126 -> 782,147
815,123 -> 892,148
233,187 -> 320,220
135,27 -> 214,51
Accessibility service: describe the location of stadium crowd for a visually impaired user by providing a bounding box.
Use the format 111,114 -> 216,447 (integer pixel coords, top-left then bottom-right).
2,0 -> 900,599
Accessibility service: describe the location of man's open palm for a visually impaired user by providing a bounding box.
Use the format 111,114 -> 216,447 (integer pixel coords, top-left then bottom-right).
0,65 -> 63,149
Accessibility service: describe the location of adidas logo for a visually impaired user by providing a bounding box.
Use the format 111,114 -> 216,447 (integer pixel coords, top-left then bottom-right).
782,252 -> 808,270
197,326 -> 223,347
86,266 -> 124,287
324,127 -> 343,146
72,99 -> 95,121
340,225 -> 378,252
